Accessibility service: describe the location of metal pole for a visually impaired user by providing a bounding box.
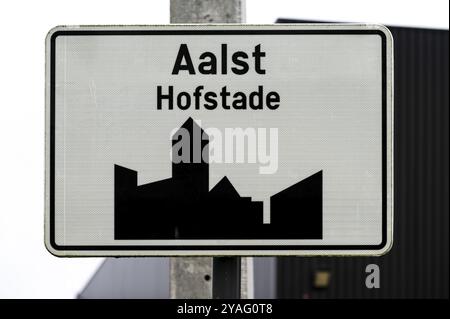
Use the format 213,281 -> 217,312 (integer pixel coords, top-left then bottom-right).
169,0 -> 246,299
213,257 -> 241,299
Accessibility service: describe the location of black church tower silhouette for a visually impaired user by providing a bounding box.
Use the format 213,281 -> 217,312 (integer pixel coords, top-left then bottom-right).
114,118 -> 323,240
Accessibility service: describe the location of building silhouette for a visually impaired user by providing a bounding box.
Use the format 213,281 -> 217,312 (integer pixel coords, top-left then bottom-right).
114,117 -> 322,239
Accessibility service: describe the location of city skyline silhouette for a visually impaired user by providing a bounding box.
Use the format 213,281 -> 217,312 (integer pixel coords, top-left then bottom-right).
114,117 -> 323,240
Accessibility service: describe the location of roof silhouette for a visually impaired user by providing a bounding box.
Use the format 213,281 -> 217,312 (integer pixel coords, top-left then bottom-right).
210,176 -> 241,198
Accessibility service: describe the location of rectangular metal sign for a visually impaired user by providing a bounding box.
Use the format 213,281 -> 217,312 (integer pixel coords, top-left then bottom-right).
45,24 -> 393,256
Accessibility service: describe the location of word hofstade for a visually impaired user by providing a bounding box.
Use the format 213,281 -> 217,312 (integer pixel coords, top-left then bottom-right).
157,44 -> 281,110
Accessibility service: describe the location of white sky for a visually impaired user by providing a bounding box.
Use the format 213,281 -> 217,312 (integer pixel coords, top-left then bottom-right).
0,0 -> 447,299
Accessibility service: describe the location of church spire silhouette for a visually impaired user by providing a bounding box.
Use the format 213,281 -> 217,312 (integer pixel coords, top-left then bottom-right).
171,117 -> 209,195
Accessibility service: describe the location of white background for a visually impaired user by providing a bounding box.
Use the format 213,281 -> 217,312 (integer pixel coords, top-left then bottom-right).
0,0 -> 448,299
52,32 -> 383,246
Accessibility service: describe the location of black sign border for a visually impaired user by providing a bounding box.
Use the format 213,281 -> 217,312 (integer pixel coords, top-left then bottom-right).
48,28 -> 388,252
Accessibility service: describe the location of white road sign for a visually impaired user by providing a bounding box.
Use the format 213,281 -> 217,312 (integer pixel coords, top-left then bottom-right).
45,25 -> 393,256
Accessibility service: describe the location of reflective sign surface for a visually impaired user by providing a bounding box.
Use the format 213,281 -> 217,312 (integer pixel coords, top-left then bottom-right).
45,25 -> 393,256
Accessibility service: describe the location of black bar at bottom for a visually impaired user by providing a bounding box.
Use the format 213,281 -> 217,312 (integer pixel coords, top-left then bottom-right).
212,257 -> 241,299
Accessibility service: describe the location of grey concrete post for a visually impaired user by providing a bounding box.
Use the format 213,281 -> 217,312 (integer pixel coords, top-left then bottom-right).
169,0 -> 247,299
170,0 -> 245,24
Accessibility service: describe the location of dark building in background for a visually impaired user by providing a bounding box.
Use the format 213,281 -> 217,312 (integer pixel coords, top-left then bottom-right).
115,117 -> 323,240
276,19 -> 449,298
